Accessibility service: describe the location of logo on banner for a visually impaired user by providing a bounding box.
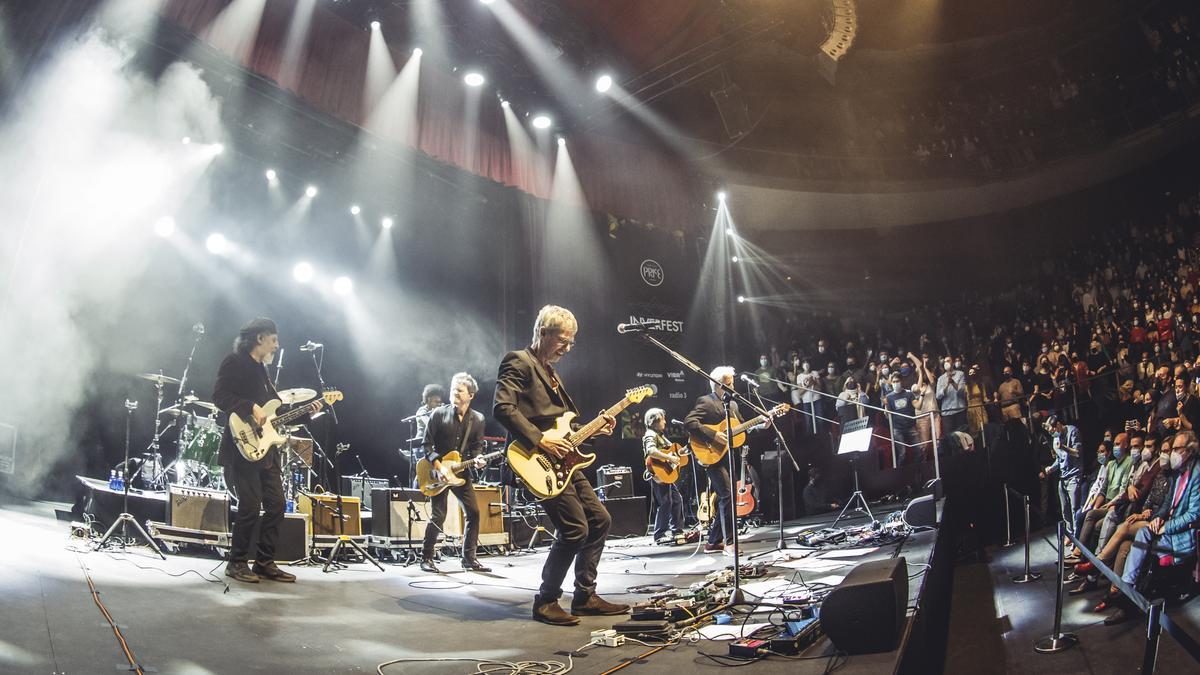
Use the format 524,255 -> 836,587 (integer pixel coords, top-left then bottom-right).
640,259 -> 664,287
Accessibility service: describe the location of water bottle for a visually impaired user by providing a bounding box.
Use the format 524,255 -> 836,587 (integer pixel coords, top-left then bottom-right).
115,470 -> 125,491
108,470 -> 118,490
286,498 -> 295,514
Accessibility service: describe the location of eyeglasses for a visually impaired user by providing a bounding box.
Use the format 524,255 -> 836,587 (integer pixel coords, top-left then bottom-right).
553,335 -> 576,348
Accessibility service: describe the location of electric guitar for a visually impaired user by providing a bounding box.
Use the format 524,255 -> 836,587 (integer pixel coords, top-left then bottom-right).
507,385 -> 656,500
228,390 -> 343,462
415,450 -> 503,497
689,403 -> 791,466
645,443 -> 690,484
735,447 -> 757,517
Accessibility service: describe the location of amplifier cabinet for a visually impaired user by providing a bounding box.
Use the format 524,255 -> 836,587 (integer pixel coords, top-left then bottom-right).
596,466 -> 634,498
341,476 -> 388,509
371,487 -> 431,540
298,493 -> 361,536
167,484 -> 230,533
252,512 -> 308,563
444,485 -> 505,537
602,496 -> 648,538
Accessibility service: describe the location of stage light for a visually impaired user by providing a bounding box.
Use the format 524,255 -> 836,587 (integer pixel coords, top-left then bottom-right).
531,115 -> 551,129
381,216 -> 394,229
557,137 -> 565,147
463,72 -> 485,87
731,255 -> 739,263
500,99 -> 510,108
333,276 -> 354,296
717,191 -> 727,202
181,136 -> 191,145
350,205 -> 361,215
726,227 -> 734,236
205,233 -> 227,254
153,216 -> 175,237
595,74 -> 613,93
305,185 -> 318,198
413,47 -> 423,57
265,169 -> 277,181
480,0 -> 495,5
737,295 -> 746,304
213,143 -> 225,155
293,262 -> 314,283
370,20 -> 380,30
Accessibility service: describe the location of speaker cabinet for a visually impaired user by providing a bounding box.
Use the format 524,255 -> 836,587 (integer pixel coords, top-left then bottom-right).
298,493 -> 361,536
821,557 -> 907,655
596,466 -> 634,498
904,494 -> 938,528
602,496 -> 648,538
249,512 -> 308,563
444,485 -> 505,536
370,487 -> 431,540
341,476 -> 388,509
167,484 -> 230,532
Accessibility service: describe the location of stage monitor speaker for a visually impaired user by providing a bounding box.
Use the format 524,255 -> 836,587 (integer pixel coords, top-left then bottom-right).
903,493 -> 937,529
341,475 -> 388,509
298,493 -> 361,536
371,487 -> 430,540
167,484 -> 230,532
603,496 -> 647,538
821,557 -> 907,655
596,465 -> 633,498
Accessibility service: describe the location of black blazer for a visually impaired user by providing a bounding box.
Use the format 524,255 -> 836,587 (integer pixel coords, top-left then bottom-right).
212,351 -> 280,465
423,404 -> 485,464
493,348 -> 579,448
684,393 -> 742,445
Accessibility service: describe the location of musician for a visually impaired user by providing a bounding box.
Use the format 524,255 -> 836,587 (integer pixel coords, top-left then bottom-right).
420,372 -> 489,573
494,305 -> 627,626
414,383 -> 446,440
212,318 -> 296,584
643,408 -> 684,544
684,366 -> 747,557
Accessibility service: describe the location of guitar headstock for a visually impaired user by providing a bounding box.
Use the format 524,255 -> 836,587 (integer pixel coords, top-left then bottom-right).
625,384 -> 657,404
770,403 -> 791,417
322,389 -> 344,405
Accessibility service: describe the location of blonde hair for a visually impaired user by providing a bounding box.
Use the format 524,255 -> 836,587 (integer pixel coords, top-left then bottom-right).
450,372 -> 478,395
532,305 -> 578,345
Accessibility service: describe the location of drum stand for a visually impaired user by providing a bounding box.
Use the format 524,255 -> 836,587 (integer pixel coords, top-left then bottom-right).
95,400 -> 166,559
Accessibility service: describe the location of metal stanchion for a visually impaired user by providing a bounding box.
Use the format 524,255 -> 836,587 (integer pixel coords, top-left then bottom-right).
1003,484 -> 1014,548
1144,599 -> 1164,673
887,411 -> 897,468
1035,520 -> 1079,653
1012,494 -> 1042,583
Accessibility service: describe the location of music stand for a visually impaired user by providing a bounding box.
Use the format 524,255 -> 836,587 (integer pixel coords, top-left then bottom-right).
831,416 -> 876,527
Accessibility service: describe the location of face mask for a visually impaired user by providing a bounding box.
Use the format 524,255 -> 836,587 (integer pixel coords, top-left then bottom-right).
1161,454 -> 1171,468
760,358 -> 768,367
954,361 -> 962,369
1098,454 -> 1108,465
828,367 -> 835,374
900,366 -> 911,376
881,367 -> 890,375
1113,447 -> 1124,460
1171,451 -> 1185,470
1131,450 -> 1142,464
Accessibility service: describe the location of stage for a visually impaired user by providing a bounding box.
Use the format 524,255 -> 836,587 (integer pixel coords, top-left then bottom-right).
0,496 -> 949,674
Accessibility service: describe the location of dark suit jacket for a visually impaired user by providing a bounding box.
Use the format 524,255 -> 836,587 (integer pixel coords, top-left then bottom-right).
684,392 -> 742,445
493,348 -> 579,448
423,404 -> 485,464
213,351 -> 280,465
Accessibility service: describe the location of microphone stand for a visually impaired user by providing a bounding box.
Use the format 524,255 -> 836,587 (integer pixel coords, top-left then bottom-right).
95,400 -> 165,558
747,386 -> 802,560
274,348 -> 285,387
624,330 -> 774,626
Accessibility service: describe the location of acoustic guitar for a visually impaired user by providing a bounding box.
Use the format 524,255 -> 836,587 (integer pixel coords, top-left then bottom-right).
689,403 -> 790,466
645,443 -> 689,484
734,447 -> 756,517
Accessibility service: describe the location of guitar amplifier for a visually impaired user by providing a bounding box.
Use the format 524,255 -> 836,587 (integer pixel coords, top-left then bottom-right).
341,476 -> 388,509
298,493 -> 361,536
167,484 -> 230,533
602,496 -> 648,538
445,485 -> 506,538
371,487 -> 431,540
597,465 -> 634,499
249,512 -> 309,563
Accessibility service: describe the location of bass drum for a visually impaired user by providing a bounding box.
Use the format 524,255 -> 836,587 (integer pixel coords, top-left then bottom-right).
178,423 -> 226,490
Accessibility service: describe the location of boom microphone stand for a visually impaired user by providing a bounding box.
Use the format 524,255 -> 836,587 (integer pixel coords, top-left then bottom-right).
95,400 -> 166,558
746,385 -> 802,560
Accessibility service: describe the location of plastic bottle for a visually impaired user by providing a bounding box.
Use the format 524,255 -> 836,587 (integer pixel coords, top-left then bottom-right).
109,470 -> 118,490
115,470 -> 125,491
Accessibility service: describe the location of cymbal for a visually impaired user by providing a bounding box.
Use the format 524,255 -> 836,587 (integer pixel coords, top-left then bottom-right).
139,372 -> 180,385
158,405 -> 190,418
189,400 -> 219,413
278,388 -> 317,405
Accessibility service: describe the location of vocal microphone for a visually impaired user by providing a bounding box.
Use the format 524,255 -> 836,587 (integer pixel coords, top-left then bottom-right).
616,322 -> 647,334
670,418 -> 687,427
740,373 -> 761,388
299,340 -> 323,352
192,322 -> 205,335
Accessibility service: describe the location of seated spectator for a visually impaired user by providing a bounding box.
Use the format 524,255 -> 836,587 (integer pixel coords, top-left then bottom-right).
1068,433 -> 1134,562
802,466 -> 840,515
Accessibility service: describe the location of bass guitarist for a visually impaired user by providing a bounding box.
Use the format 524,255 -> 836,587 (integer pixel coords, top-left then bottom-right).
493,305 -> 628,626
420,372 -> 490,574
643,408 -> 684,545
212,318 -> 296,584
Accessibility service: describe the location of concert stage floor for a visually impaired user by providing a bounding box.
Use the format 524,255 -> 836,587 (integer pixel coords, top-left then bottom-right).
951,529 -> 1200,674
1,498 -> 943,674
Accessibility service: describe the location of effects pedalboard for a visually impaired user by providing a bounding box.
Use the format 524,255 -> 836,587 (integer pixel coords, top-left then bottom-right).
728,617 -> 823,657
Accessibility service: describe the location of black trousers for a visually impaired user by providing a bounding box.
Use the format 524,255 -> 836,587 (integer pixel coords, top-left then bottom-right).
651,480 -> 683,539
422,482 -> 481,561
705,462 -> 735,546
223,449 -> 285,564
536,472 -> 611,603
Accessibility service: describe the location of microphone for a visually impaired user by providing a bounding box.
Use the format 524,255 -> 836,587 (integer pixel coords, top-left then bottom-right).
670,418 -> 687,427
192,322 -> 205,335
299,340 -> 323,352
740,373 -> 760,388
616,322 -> 647,334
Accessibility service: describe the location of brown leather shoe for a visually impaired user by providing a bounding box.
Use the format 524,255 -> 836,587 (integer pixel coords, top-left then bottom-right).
571,594 -> 630,616
225,561 -> 260,584
252,561 -> 296,583
533,599 -> 581,626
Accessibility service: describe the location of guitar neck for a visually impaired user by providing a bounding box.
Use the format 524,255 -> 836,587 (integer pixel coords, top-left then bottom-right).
567,398 -> 633,446
272,400 -> 320,429
730,414 -> 768,436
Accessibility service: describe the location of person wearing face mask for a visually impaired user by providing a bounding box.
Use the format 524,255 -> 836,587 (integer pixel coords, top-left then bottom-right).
1167,377 -> 1200,431
1040,416 -> 1084,537
1068,433 -> 1133,564
909,353 -> 939,451
1149,368 -> 1177,436
965,364 -> 990,436
1105,431 -> 1200,625
836,378 -> 868,425
997,366 -> 1025,421
796,359 -> 824,435
885,373 -> 919,465
936,357 -> 968,436
754,355 -> 781,398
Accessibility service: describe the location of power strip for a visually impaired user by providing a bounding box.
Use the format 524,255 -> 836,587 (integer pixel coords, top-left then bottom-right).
590,629 -> 626,648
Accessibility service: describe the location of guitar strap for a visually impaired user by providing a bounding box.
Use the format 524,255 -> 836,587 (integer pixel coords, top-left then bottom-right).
454,411 -> 473,459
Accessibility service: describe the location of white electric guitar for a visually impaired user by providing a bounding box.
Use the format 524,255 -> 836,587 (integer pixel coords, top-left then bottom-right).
229,390 -> 343,462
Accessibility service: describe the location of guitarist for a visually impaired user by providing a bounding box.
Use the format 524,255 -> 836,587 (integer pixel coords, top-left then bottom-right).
684,366 -> 765,557
643,408 -> 684,545
420,372 -> 489,574
212,318 -> 296,584
493,305 -> 627,626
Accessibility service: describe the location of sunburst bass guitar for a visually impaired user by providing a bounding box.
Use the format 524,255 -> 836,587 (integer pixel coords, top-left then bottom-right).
229,390 -> 343,462
507,385 -> 656,500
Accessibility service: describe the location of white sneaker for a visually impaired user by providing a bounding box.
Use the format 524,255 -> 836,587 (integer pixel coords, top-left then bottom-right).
721,545 -> 738,557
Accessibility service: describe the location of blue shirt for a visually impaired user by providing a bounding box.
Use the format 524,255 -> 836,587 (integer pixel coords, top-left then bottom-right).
936,370 -> 968,413
1045,424 -> 1083,481
885,390 -> 917,429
